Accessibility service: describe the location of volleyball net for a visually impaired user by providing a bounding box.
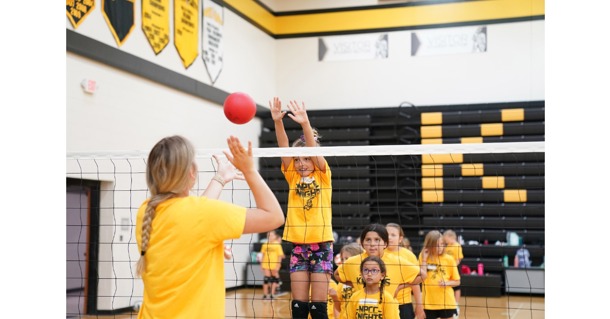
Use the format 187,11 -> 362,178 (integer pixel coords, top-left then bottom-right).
66,141 -> 544,318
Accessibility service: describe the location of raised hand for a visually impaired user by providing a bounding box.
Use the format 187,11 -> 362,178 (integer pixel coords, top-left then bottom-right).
224,136 -> 254,175
285,100 -> 309,125
269,97 -> 285,121
212,154 -> 244,184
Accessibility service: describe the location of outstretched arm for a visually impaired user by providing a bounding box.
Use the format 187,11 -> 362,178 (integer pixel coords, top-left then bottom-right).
270,97 -> 292,168
224,136 -> 285,234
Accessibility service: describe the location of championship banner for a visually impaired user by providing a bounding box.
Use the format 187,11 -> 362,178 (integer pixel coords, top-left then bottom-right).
102,0 -> 135,46
175,0 -> 199,68
318,33 -> 388,62
202,0 -> 224,84
411,26 -> 487,57
142,0 -> 170,54
66,0 -> 95,29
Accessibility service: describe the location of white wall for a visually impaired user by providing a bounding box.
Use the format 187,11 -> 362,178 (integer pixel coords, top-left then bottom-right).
275,21 -> 544,109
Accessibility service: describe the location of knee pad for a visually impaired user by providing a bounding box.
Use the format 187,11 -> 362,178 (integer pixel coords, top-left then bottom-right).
309,301 -> 328,319
291,300 -> 310,319
272,276 -> 281,283
263,276 -> 272,284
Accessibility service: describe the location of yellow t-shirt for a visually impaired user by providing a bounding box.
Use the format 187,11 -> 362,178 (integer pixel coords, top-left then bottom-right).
344,288 -> 400,319
336,282 -> 355,319
385,247 -> 419,304
136,196 -> 246,319
260,241 -> 285,270
335,252 -> 420,300
418,253 -> 460,311
281,159 -> 333,243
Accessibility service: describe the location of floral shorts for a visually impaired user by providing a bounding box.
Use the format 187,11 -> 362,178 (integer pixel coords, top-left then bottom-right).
289,241 -> 334,274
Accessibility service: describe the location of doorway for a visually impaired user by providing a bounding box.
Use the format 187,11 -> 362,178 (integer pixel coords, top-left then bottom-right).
66,178 -> 100,317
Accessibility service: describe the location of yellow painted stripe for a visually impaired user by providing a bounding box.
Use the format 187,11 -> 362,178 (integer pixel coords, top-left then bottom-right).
482,176 -> 505,189
461,163 -> 484,176
481,123 -> 503,136
422,164 -> 444,177
234,0 -> 544,36
422,177 -> 443,189
501,108 -> 525,122
422,154 -> 464,164
461,137 -> 483,144
421,126 -> 442,138
421,112 -> 443,125
422,138 -> 443,144
225,0 -> 277,33
423,190 -> 444,203
504,189 -> 527,202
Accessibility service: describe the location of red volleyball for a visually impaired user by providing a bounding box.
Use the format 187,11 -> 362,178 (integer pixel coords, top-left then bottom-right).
223,92 -> 256,124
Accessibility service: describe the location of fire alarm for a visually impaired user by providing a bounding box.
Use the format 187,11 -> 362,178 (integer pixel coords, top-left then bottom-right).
81,79 -> 97,94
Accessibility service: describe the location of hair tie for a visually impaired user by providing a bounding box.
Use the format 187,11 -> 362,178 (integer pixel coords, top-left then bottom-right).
141,250 -> 146,256
299,135 -> 319,143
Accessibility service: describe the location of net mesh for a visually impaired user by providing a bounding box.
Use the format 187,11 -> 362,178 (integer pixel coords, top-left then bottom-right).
66,141 -> 544,318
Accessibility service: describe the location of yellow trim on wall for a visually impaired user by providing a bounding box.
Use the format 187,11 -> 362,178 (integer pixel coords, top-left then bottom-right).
230,0 -> 544,36
225,0 -> 277,33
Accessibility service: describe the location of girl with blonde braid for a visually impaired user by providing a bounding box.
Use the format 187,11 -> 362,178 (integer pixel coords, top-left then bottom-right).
135,135 -> 284,319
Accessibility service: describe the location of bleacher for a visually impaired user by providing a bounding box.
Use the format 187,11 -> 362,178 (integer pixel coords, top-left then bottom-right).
257,101 -> 545,296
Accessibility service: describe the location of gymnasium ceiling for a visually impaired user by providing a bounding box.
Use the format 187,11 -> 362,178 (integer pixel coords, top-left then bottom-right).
224,0 -> 545,38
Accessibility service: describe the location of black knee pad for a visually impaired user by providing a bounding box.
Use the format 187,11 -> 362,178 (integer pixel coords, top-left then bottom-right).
263,276 -> 272,284
309,301 -> 328,319
291,300 -> 310,319
272,276 -> 281,283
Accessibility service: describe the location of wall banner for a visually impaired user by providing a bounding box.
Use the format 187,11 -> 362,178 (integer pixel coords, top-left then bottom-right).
66,0 -> 95,29
142,0 -> 170,55
102,0 -> 135,46
318,33 -> 388,62
202,0 -> 224,84
175,0 -> 199,68
411,26 -> 487,57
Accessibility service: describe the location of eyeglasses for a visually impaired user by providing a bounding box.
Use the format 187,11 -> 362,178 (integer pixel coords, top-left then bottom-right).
362,268 -> 381,275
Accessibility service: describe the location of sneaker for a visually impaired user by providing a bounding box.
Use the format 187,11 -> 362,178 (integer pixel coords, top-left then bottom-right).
262,295 -> 268,300
270,295 -> 274,299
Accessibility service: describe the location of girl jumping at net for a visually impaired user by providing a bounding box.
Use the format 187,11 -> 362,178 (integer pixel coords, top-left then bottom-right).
270,97 -> 334,319
135,135 -> 284,319
344,256 -> 400,319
